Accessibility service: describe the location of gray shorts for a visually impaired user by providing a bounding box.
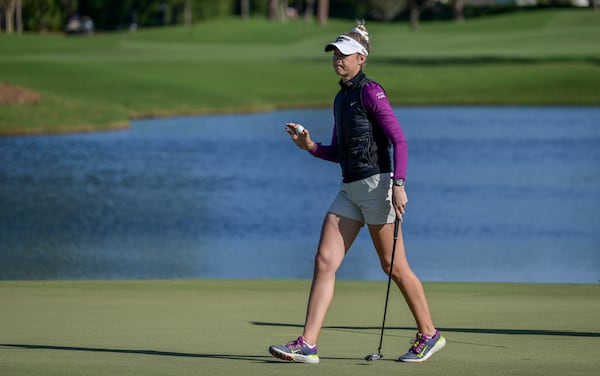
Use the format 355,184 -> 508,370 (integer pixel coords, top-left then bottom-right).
328,173 -> 396,225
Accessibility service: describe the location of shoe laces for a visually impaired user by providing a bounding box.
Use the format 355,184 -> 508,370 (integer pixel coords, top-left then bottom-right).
286,336 -> 305,349
409,333 -> 428,354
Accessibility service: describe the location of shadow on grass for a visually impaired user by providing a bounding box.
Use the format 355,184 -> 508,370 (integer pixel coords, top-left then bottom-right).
0,343 -> 356,362
251,322 -> 600,338
0,344 -> 279,363
4,323 -> 597,363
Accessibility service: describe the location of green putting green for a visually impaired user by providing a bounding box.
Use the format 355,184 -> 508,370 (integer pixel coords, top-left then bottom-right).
1,280 -> 598,375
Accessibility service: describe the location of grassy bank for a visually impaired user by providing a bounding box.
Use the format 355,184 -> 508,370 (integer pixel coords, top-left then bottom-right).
0,280 -> 598,376
1,9 -> 599,135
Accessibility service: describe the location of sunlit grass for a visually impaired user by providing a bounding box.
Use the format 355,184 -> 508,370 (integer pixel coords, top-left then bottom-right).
1,9 -> 599,134
0,280 -> 598,376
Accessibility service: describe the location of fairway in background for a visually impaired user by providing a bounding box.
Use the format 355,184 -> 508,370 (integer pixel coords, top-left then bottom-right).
1,9 -> 599,134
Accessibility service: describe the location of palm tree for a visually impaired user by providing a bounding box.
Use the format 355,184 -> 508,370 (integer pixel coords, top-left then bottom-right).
240,0 -> 250,20
317,0 -> 328,25
184,0 -> 192,27
304,0 -> 315,23
15,0 -> 21,32
3,0 -> 15,33
454,0 -> 465,22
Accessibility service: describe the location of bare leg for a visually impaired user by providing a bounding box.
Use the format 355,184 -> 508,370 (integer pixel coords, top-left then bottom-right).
368,222 -> 436,336
302,213 -> 362,345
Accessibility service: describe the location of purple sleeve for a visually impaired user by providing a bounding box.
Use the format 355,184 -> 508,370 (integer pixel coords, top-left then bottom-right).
362,82 -> 408,180
309,117 -> 339,163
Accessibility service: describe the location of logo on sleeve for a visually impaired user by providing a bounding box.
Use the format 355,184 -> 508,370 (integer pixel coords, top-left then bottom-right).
376,91 -> 386,100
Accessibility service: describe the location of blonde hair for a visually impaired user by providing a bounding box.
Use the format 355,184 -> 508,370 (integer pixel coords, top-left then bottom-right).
345,22 -> 370,54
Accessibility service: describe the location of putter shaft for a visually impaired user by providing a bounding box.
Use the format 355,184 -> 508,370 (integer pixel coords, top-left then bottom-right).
374,219 -> 400,356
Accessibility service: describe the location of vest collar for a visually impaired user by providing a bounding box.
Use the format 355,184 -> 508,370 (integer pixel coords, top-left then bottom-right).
339,71 -> 366,92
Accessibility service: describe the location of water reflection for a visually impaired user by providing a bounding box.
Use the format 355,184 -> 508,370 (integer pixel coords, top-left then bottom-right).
1,107 -> 599,283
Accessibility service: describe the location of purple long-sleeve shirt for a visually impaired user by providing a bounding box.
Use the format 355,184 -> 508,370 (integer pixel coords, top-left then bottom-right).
310,81 -> 408,180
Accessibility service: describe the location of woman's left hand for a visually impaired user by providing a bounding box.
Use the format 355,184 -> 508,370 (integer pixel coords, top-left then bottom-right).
285,123 -> 315,151
392,185 -> 408,222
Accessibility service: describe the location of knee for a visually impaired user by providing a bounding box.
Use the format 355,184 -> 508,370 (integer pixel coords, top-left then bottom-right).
314,250 -> 340,275
379,261 -> 406,284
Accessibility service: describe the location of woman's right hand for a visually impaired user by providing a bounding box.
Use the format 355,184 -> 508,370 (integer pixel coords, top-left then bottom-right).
392,185 -> 408,222
285,123 -> 315,152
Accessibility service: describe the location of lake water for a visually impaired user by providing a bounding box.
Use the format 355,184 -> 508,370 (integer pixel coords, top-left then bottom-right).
1,107 -> 599,283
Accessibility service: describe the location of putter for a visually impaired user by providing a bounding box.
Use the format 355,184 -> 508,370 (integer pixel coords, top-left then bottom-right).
364,218 -> 400,361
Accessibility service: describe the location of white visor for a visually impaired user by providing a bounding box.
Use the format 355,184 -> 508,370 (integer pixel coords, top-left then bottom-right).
325,35 -> 368,56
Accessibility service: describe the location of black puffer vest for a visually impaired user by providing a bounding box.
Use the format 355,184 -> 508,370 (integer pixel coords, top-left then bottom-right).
334,71 -> 392,183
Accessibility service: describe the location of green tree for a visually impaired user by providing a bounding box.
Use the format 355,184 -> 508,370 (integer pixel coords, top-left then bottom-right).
22,0 -> 64,31
408,0 -> 436,31
366,0 -> 405,21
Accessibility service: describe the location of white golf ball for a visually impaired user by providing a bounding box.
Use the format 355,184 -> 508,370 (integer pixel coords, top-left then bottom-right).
296,125 -> 305,134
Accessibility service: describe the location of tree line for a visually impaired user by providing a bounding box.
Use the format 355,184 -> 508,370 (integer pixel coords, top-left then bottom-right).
1,0 -> 597,34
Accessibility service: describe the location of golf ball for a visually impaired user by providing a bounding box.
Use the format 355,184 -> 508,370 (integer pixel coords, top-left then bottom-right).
296,125 -> 305,134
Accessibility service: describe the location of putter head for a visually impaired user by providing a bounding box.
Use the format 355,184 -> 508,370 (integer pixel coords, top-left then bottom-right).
364,353 -> 383,361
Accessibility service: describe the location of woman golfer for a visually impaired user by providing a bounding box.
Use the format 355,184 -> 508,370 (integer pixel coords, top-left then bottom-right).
268,23 -> 445,364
